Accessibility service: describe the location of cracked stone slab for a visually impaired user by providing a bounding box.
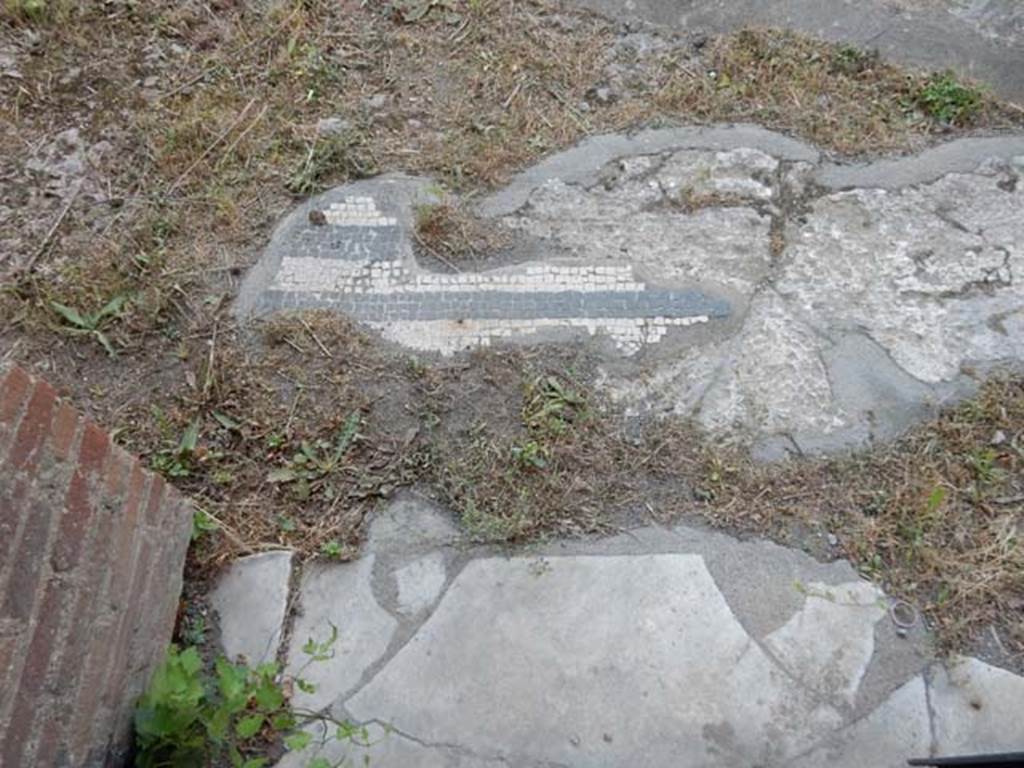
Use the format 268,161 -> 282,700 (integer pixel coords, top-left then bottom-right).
275,720 -> 505,768
270,522 -> 1024,768
209,550 -> 293,665
763,581 -> 886,707
930,656 -> 1024,755
788,675 -> 933,768
347,554 -> 844,767
284,555 -> 397,713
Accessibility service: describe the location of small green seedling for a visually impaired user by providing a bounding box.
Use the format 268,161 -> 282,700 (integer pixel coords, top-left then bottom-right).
319,540 -> 344,559
522,375 -> 585,437
915,71 -> 984,125
50,295 -> 128,356
135,627 -> 374,768
191,509 -> 220,542
266,412 -> 360,498
153,419 -> 201,478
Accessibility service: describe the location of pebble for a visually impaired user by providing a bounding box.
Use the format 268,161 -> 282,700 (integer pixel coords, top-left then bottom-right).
317,116 -> 351,136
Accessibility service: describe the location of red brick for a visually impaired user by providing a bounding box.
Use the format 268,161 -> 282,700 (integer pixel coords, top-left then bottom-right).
103,445 -> 131,499
51,423 -> 110,574
144,472 -> 166,528
102,536 -> 153,715
0,366 -> 32,459
1,496 -> 56,622
0,367 -> 32,424
0,631 -> 25,718
52,472 -> 94,574
33,719 -> 62,767
78,421 -> 109,476
0,477 -> 30,596
67,615 -> 118,764
8,379 -> 58,473
2,581 -> 70,767
106,465 -> 149,613
48,401 -> 80,462
55,485 -> 117,684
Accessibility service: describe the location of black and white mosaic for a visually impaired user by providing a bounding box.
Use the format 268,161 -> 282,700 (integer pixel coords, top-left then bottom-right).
249,194 -> 730,355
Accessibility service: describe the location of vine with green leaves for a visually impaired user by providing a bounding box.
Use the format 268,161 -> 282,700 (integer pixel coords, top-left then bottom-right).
134,626 -> 375,767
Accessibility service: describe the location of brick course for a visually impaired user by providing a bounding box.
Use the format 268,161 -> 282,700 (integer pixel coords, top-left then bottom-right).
0,365 -> 193,767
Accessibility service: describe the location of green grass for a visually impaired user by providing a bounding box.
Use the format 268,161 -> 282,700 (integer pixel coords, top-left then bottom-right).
915,70 -> 985,125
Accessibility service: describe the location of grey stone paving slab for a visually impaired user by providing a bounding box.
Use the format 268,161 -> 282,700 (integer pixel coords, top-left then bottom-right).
275,720 -> 504,768
930,656 -> 1024,755
569,0 -> 1024,102
346,554 -> 845,767
787,675 -> 933,768
208,550 -> 293,665
763,581 -> 886,707
272,515 -> 1024,768
816,136 -> 1024,190
284,555 -> 397,713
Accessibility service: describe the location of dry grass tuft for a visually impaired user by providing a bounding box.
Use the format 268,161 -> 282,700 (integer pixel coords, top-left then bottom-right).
413,200 -> 511,269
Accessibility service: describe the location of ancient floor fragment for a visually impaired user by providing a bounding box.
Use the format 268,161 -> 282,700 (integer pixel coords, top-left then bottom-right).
238,128 -> 1024,455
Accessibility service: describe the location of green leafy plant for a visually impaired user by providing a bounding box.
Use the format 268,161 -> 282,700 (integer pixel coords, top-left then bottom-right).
915,71 -> 984,124
134,646 -> 285,768
522,375 -> 585,438
49,295 -> 128,356
511,440 -> 549,470
319,539 -> 344,559
967,447 -> 1006,486
153,419 -> 201,478
266,412 -> 360,499
135,629 -> 372,768
191,509 -> 221,542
